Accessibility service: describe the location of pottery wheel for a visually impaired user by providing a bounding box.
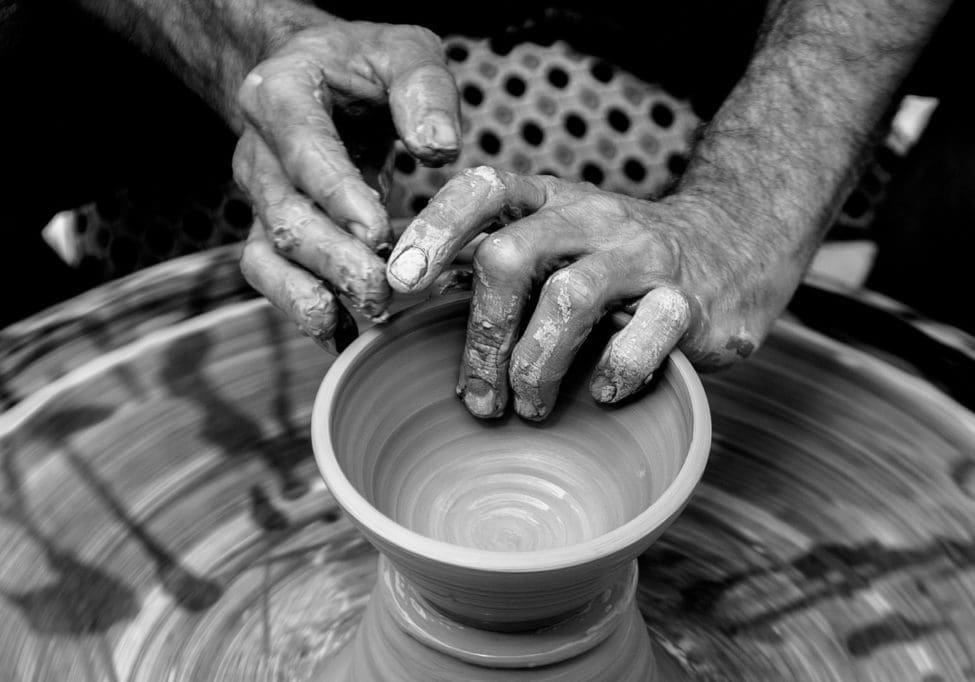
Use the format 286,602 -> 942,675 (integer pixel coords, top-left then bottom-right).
1,248 -> 973,681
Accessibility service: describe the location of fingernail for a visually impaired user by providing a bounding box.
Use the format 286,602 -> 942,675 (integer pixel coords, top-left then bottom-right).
388,247 -> 428,289
514,394 -> 546,422
417,113 -> 459,151
591,373 -> 618,403
461,377 -> 498,417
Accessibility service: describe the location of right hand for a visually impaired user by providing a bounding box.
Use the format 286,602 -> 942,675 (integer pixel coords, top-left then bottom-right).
232,15 -> 460,347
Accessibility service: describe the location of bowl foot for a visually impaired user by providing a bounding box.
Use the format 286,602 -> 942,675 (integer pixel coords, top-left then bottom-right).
322,556 -> 679,681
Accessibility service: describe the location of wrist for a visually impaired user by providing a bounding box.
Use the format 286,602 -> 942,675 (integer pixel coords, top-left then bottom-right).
177,0 -> 336,129
213,0 -> 336,127
74,0 -> 336,130
657,186 -> 807,316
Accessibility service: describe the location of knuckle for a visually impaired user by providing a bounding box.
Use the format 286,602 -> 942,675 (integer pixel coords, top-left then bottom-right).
297,284 -> 338,340
268,222 -> 302,254
265,199 -> 311,253
247,70 -> 290,123
236,69 -> 262,114
278,135 -> 312,172
546,267 -> 602,311
461,165 -> 503,188
463,332 -> 503,374
238,66 -> 280,118
473,232 -> 533,279
579,193 -> 629,221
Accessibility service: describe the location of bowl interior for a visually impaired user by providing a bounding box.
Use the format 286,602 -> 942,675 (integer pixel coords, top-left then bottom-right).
324,299 -> 698,556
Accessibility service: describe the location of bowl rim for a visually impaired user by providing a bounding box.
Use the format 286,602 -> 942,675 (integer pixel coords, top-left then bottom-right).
311,293 -> 711,573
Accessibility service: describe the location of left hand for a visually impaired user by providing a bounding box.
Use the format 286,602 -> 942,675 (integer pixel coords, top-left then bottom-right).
231,15 -> 460,346
386,167 -> 797,420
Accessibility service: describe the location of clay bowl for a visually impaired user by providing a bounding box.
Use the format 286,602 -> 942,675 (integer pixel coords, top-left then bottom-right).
312,293 -> 710,630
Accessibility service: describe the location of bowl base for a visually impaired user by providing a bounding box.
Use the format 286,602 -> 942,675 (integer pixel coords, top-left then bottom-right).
321,557 -> 680,681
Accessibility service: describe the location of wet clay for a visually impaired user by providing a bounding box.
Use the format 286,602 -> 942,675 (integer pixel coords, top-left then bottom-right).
312,294 -> 710,678
4,248 -> 975,681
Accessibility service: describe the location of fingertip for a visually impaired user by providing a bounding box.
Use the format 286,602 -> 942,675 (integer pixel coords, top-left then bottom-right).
339,184 -> 390,237
459,377 -> 503,419
403,111 -> 460,165
589,372 -> 618,404
513,393 -> 548,422
387,246 -> 429,292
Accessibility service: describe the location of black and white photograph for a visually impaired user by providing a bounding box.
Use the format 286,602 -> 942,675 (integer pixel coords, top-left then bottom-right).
0,1 -> 973,680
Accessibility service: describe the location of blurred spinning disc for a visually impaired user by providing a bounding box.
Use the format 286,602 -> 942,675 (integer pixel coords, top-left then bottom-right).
0,248 -> 973,681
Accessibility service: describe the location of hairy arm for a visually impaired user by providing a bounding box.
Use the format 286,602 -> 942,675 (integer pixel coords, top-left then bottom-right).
65,0 -> 461,342
680,0 -> 954,294
387,0 -> 956,420
66,0 -> 326,129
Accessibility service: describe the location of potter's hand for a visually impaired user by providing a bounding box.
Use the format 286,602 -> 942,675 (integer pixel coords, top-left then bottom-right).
232,16 -> 460,343
387,167 -> 786,420
387,0 -> 952,419
69,0 -> 461,345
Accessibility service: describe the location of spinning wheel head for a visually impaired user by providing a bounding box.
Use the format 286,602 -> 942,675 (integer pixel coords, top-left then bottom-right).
312,293 -> 711,628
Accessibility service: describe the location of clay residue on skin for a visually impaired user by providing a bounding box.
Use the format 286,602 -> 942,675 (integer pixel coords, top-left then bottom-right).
593,288 -> 690,402
389,168 -> 504,291
457,279 -> 523,417
557,285 -> 572,323
298,283 -> 337,344
322,239 -> 391,318
509,317 -> 559,419
725,336 -> 756,359
468,165 -> 505,187
269,224 -> 301,254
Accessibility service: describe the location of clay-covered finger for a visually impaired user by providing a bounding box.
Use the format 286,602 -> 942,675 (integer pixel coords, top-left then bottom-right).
240,222 -> 346,348
234,132 -> 390,317
237,59 -> 392,249
387,167 -> 549,293
590,287 -> 691,403
458,216 -> 590,418
383,28 -> 461,165
508,261 -> 613,421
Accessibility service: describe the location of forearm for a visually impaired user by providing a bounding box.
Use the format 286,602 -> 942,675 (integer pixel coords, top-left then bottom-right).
679,0 -> 953,283
67,0 -> 328,128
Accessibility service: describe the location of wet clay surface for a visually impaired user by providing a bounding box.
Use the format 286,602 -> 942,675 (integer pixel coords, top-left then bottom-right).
1,255 -> 974,680
327,312 -> 693,554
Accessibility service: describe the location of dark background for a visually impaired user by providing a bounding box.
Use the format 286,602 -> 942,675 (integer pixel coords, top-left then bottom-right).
0,0 -> 972,330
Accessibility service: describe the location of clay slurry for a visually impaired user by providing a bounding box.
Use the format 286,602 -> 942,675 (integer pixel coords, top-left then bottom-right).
376,392 -> 664,553
329,309 -> 691,556
405,443 -> 632,552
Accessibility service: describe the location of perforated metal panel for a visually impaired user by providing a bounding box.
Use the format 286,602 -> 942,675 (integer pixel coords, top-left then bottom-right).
387,37 -> 700,218
55,36 -> 896,281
